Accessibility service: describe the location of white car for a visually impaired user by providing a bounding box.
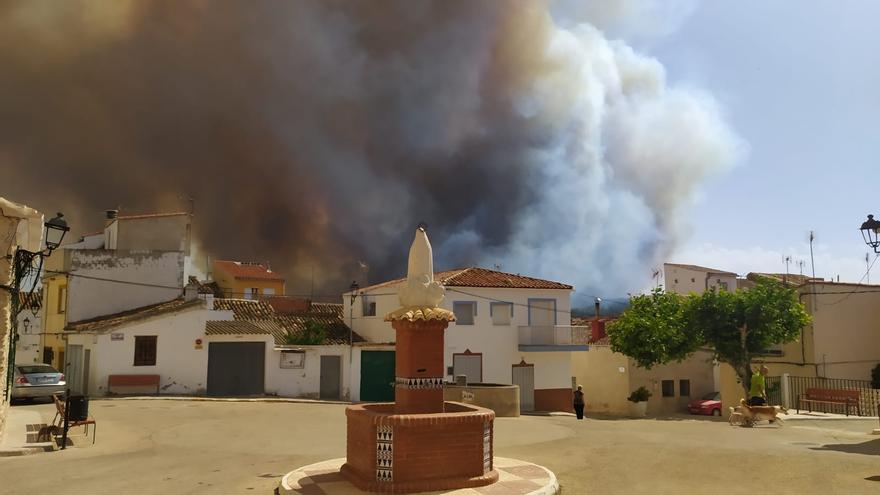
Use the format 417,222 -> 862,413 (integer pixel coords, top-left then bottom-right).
12,364 -> 66,401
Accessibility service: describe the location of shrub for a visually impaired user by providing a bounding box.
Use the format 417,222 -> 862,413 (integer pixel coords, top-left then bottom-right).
627,386 -> 652,403
283,320 -> 327,345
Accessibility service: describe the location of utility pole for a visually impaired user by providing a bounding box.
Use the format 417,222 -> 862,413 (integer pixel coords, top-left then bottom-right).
782,255 -> 791,284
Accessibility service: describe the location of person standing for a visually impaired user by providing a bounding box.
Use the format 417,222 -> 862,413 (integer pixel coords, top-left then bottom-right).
573,385 -> 585,420
748,365 -> 769,406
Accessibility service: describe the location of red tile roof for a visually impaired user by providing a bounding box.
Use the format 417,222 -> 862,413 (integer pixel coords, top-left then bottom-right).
265,296 -> 311,314
211,298 -> 361,345
213,260 -> 285,282
65,298 -> 202,333
358,267 -> 572,292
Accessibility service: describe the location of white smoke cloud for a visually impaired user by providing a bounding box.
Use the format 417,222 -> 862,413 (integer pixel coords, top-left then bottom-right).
466,8 -> 745,295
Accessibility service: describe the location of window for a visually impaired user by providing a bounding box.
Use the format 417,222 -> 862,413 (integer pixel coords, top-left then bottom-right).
528,299 -> 556,326
134,336 -> 157,366
661,380 -> 674,397
453,301 -> 476,325
362,296 -> 377,317
718,281 -> 729,291
57,286 -> 67,314
263,287 -> 276,296
490,302 -> 513,326
679,379 -> 691,397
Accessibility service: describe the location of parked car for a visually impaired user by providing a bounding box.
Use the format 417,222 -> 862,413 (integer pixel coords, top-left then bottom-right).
11,364 -> 66,401
688,391 -> 722,416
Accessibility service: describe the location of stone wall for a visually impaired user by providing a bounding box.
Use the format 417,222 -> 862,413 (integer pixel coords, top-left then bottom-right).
0,215 -> 17,441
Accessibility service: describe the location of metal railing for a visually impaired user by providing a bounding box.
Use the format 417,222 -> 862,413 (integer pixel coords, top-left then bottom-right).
785,375 -> 880,416
517,325 -> 590,346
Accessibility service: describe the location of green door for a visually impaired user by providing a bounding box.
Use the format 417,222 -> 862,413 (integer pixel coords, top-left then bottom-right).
360,351 -> 395,402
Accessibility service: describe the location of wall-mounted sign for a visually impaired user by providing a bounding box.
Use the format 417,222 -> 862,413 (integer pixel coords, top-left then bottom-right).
280,350 -> 305,369
461,391 -> 475,402
110,333 -> 124,341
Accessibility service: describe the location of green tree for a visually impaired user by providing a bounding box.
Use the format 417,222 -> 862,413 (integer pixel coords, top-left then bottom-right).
608,280 -> 811,396
283,319 -> 328,345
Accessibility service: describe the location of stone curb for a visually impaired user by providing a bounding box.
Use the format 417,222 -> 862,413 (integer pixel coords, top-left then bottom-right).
92,396 -> 353,405
0,443 -> 55,458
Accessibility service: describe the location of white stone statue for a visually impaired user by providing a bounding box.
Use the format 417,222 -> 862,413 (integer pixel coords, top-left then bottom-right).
397,227 -> 445,309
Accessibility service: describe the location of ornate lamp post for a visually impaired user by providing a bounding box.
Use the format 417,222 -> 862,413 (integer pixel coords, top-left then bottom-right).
860,214 -> 880,254
2,212 -> 70,397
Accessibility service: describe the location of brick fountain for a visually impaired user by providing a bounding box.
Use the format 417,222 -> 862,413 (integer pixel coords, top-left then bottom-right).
278,227 -> 559,494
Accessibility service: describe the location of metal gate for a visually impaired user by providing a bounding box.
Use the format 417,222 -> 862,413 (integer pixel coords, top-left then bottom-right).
512,363 -> 535,412
360,351 -> 395,402
207,342 -> 265,396
320,355 -> 342,400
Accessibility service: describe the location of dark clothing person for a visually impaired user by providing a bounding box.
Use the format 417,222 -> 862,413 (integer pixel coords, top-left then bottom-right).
748,396 -> 766,406
573,388 -> 585,420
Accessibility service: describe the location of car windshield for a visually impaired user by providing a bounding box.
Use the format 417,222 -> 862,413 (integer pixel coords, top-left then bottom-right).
701,392 -> 719,401
18,365 -> 58,374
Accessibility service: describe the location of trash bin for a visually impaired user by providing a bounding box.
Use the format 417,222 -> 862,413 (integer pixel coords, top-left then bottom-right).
67,395 -> 89,422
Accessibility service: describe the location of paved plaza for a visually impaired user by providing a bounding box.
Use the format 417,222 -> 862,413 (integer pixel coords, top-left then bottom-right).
0,399 -> 878,494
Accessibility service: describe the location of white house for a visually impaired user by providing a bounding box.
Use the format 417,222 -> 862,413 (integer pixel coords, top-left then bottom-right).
64,295 -> 363,400
344,267 -> 588,412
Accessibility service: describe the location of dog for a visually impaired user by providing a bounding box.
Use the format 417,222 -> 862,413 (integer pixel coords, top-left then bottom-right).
730,399 -> 787,426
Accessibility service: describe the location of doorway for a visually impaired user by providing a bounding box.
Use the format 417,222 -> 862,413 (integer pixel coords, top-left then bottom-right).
512,362 -> 535,412
320,355 -> 342,400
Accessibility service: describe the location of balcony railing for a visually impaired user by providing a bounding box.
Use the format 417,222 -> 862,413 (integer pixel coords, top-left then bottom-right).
517,325 -> 590,351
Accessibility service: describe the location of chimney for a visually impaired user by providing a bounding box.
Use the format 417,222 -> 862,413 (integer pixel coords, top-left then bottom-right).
105,209 -> 118,220
594,297 -> 601,319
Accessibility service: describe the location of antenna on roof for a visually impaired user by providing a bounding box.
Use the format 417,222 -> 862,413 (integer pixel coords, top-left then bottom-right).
808,231 -> 816,279
782,255 -> 791,284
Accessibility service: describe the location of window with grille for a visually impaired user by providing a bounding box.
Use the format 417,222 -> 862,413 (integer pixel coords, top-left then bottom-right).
134,336 -> 157,366
679,379 -> 691,397
661,380 -> 674,397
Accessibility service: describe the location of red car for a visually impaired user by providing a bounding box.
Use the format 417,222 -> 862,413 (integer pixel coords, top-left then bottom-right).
688,391 -> 722,416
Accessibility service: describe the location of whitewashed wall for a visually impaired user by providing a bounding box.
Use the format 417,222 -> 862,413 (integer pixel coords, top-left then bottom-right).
266,345 -> 352,400
14,310 -> 42,365
344,283 -> 574,389
67,304 -> 234,395
67,250 -> 184,322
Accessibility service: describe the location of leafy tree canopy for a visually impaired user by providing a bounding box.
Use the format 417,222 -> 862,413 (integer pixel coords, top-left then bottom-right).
283,319 -> 328,345
608,280 -> 811,394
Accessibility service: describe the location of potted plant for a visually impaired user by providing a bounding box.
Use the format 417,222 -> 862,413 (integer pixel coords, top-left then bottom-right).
627,386 -> 652,417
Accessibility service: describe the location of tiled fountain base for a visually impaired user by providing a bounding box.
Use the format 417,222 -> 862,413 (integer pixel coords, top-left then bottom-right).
278,457 -> 559,495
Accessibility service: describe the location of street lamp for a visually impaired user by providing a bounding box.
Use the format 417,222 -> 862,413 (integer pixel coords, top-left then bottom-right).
22,317 -> 30,335
349,281 -> 359,345
861,214 -> 880,254
2,211 -> 71,399
44,213 -> 70,252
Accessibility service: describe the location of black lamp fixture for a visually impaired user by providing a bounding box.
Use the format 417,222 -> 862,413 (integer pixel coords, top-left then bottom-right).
44,212 -> 70,252
860,214 -> 880,254
22,317 -> 30,334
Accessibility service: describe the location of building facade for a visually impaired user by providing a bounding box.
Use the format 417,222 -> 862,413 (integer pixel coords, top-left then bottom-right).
212,260 -> 286,299
344,267 -> 586,412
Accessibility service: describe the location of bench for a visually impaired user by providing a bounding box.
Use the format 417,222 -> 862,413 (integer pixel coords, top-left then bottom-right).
52,394 -> 97,444
797,388 -> 860,416
108,374 -> 160,395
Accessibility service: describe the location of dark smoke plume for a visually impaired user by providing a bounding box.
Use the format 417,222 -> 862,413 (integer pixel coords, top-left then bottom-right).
0,1 -> 741,299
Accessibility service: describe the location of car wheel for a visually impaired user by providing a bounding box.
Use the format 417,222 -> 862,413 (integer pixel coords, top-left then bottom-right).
712,408 -> 721,416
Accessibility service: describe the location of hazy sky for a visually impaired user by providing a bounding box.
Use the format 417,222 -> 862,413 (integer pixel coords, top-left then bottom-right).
643,1 -> 880,283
